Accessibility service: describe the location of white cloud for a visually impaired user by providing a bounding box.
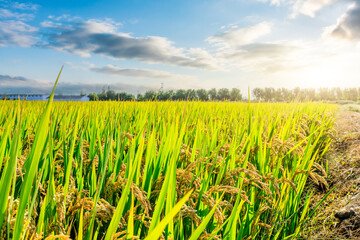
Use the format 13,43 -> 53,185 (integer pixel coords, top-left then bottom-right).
257,0 -> 286,6
291,0 -> 339,18
90,64 -> 196,82
0,8 -> 34,20
207,22 -> 338,73
207,22 -> 312,73
42,19 -> 219,70
257,0 -> 339,18
218,41 -> 312,73
0,72 -> 157,95
40,20 -> 62,28
0,3 -> 38,47
323,2 -> 360,41
47,14 -> 81,22
12,2 -> 39,11
207,22 -> 272,48
0,74 -> 28,82
0,20 -> 38,47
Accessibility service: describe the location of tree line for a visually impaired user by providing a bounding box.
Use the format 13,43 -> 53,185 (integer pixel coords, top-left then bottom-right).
88,88 -> 243,101
252,87 -> 360,102
88,87 -> 360,102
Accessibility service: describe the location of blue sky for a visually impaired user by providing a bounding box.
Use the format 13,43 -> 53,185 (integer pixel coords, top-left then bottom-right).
0,0 -> 359,95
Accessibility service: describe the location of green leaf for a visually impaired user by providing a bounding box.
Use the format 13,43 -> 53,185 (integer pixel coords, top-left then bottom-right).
144,189 -> 193,240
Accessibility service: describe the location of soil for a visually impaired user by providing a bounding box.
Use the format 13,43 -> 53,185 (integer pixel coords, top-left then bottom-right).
306,109 -> 360,239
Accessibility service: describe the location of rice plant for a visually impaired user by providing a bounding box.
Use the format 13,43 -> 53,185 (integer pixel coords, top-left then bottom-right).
0,79 -> 338,239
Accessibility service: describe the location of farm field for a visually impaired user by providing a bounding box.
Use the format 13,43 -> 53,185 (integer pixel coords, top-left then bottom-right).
0,99 -> 338,239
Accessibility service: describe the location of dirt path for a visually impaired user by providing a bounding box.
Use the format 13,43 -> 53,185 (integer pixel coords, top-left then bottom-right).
310,110 -> 360,239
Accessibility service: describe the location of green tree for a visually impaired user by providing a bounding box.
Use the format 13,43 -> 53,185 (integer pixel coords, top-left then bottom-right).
304,88 -> 316,101
208,88 -> 217,101
106,89 -> 117,100
274,89 -> 283,102
144,90 -> 156,101
196,89 -> 209,101
230,88 -> 242,101
98,90 -> 107,101
218,88 -> 230,101
252,88 -> 264,101
281,88 -> 292,102
157,91 -> 174,101
174,89 -> 187,100
117,92 -> 134,101
264,88 -> 275,102
186,89 -> 197,100
136,93 -> 144,101
88,93 -> 99,101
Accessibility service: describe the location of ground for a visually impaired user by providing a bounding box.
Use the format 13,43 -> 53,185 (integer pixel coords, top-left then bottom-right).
309,107 -> 360,239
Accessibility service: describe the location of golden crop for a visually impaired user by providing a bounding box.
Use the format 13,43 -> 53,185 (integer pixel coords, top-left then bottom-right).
0,98 -> 338,239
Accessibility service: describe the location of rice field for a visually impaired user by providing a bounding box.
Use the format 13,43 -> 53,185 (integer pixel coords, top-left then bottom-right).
0,88 -> 338,239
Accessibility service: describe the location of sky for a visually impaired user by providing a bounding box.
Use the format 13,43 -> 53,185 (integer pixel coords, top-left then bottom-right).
0,0 -> 359,95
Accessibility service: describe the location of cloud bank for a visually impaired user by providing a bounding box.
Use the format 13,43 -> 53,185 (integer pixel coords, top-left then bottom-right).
324,3 -> 360,41
0,6 -> 219,71
0,73 -> 154,94
207,22 -> 304,73
207,22 -> 272,48
258,0 -> 339,18
0,20 -> 37,46
41,19 -> 219,70
0,2 -> 38,47
0,74 -> 28,82
90,65 -> 195,81
207,22 -> 333,73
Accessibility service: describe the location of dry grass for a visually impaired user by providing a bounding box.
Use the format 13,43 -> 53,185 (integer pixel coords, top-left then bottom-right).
305,110 -> 360,239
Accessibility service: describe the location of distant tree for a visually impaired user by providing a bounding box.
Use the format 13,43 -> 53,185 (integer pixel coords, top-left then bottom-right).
85,86 -> 360,102
157,91 -> 174,101
350,88 -> 358,101
274,89 -> 283,102
281,88 -> 292,102
318,88 -> 330,101
117,92 -> 134,101
329,89 -> 336,101
218,88 -> 230,101
174,89 -> 187,101
293,87 -> 301,100
230,88 -> 242,101
88,93 -> 99,101
136,93 -> 144,101
304,88 -> 316,101
167,90 -> 175,100
106,89 -> 116,100
196,89 -> 209,101
335,87 -> 343,100
344,88 -> 358,101
157,91 -> 166,101
144,90 -> 156,101
186,89 -> 197,100
252,88 -> 264,101
98,90 -> 107,101
208,88 -> 218,101
264,88 -> 275,102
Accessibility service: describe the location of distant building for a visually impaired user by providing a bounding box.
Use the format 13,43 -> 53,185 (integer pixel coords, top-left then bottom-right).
1,94 -> 49,101
50,95 -> 90,101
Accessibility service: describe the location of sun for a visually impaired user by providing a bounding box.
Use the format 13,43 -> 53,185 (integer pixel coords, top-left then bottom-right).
293,54 -> 356,89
